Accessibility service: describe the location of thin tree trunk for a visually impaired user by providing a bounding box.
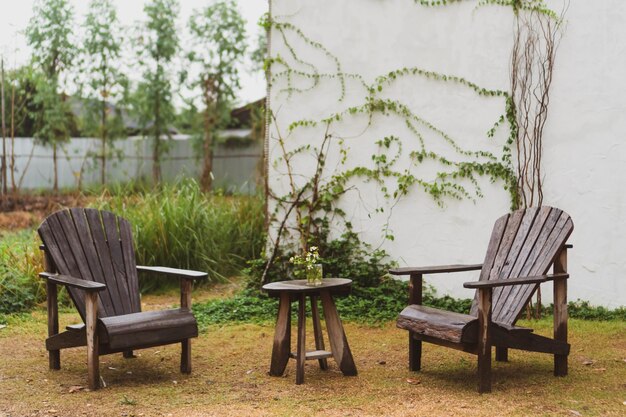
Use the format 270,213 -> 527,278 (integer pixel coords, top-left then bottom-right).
200,78 -> 214,192
53,142 -> 58,194
535,287 -> 542,319
153,106 -> 161,184
101,96 -> 107,185
1,57 -> 7,196
18,143 -> 35,190
153,63 -> 162,184
10,73 -> 15,193
201,110 -> 214,192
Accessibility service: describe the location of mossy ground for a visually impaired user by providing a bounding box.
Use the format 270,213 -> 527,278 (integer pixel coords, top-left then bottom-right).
1,288 -> 624,417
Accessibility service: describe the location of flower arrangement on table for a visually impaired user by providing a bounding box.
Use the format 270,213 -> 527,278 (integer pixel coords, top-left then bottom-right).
289,246 -> 323,286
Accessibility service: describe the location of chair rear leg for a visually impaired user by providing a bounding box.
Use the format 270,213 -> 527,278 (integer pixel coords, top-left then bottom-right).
409,333 -> 422,371
181,339 -> 191,374
123,350 -> 135,359
554,353 -> 567,376
495,347 -> 508,362
49,349 -> 61,370
553,247 -> 568,376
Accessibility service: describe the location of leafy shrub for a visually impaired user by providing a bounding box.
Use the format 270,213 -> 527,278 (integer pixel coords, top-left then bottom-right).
193,278 -> 475,327
245,228 -> 393,289
193,288 -> 278,327
0,230 -> 46,314
551,300 -> 626,321
194,281 -> 626,328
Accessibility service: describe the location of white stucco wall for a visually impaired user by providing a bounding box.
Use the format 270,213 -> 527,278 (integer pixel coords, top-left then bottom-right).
268,0 -> 626,307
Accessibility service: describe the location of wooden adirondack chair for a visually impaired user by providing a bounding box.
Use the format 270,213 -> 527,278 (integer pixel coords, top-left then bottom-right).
38,208 -> 207,390
390,206 -> 573,393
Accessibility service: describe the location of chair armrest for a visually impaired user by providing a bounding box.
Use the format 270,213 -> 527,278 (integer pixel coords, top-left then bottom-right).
390,263 -> 483,276
463,273 -> 569,289
544,273 -> 570,282
39,272 -> 106,292
136,266 -> 208,280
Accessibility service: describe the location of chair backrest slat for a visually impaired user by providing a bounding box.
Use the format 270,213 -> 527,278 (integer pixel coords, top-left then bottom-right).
38,209 -> 141,319
478,212 -> 509,277
491,207 -> 557,320
101,211 -> 134,315
38,216 -> 87,319
470,206 -> 573,325
498,212 -> 573,324
483,209 -> 526,283
119,219 -> 141,312
84,209 -> 125,316
69,208 -> 118,317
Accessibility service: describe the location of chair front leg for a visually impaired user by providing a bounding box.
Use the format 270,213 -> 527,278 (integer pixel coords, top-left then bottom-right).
477,287 -> 492,393
43,248 -> 61,370
85,292 -> 100,390
46,281 -> 61,370
408,273 -> 423,371
180,278 -> 193,374
553,246 -> 568,376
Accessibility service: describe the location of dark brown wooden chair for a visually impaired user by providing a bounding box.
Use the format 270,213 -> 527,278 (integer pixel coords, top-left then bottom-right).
38,208 -> 207,390
390,206 -> 573,393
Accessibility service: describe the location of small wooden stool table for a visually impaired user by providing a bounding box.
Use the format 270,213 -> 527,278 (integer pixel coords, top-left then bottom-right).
262,278 -> 358,384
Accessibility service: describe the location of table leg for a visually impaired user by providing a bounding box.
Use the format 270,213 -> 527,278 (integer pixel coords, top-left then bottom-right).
310,295 -> 328,370
296,293 -> 306,385
320,290 -> 357,376
269,292 -> 291,376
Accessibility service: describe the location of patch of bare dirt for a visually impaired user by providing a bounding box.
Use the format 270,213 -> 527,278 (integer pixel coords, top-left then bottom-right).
0,210 -> 38,230
0,194 -> 94,231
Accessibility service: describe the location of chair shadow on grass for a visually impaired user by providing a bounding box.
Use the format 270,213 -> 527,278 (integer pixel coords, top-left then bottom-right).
56,348 -> 190,388
414,355 -> 561,393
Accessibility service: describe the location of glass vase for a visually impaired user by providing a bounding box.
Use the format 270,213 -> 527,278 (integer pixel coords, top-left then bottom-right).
306,264 -> 323,286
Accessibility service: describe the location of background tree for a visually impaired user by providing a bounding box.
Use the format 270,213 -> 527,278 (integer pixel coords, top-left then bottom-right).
0,64 -> 45,193
249,24 -> 268,143
2,64 -> 43,139
25,0 -> 75,193
79,0 -> 128,185
134,0 -> 179,184
184,0 -> 247,192
250,27 -> 267,74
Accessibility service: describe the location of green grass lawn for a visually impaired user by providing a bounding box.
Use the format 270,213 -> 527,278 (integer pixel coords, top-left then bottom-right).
0,289 -> 624,417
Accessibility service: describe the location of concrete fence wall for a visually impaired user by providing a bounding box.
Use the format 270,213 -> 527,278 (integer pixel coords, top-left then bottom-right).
3,136 -> 263,194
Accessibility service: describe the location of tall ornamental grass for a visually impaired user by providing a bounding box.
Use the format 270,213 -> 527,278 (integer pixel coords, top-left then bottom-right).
0,180 -> 265,314
0,230 -> 46,314
94,180 -> 265,290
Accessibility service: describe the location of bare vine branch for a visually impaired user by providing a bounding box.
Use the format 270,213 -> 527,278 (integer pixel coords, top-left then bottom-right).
510,7 -> 564,207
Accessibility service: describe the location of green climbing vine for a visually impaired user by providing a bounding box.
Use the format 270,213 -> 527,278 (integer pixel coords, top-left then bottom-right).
259,0 -> 561,284
416,0 -> 560,20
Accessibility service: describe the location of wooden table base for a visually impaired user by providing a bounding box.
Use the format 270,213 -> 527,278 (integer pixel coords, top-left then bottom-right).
269,289 -> 357,384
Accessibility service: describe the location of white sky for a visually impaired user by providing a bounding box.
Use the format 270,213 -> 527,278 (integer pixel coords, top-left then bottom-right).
0,0 -> 268,105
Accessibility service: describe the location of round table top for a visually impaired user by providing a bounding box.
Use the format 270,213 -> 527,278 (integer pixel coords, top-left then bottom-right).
262,278 -> 352,294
